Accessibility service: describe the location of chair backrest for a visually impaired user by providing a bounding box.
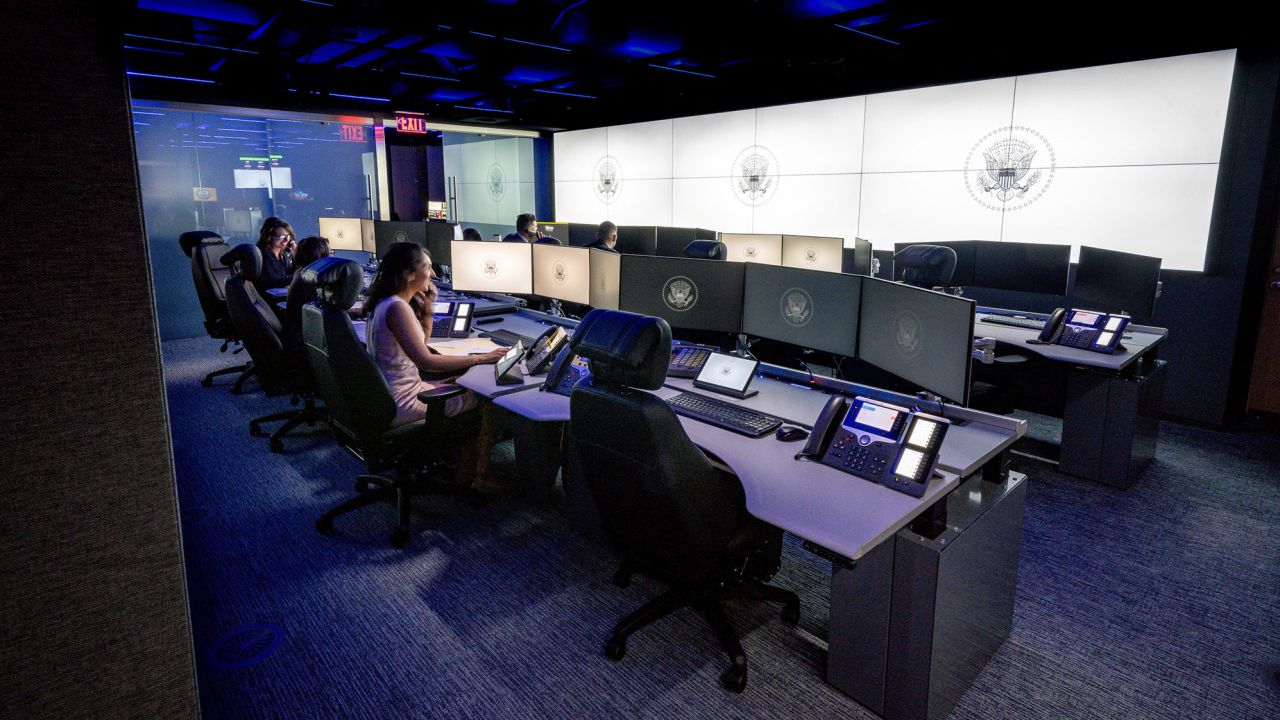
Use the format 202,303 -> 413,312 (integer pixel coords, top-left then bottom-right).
183,230 -> 236,339
301,257 -> 397,456
567,309 -> 745,587
222,244 -> 289,393
684,239 -> 727,260
894,244 -> 957,288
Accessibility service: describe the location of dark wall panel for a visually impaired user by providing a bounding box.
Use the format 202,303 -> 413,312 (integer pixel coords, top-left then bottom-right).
0,2 -> 198,718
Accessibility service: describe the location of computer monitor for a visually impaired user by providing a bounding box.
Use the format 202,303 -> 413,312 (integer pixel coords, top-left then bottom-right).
567,222 -> 598,247
450,240 -> 533,295
782,235 -> 844,273
842,237 -> 873,275
972,241 -> 1071,295
655,226 -> 699,257
425,221 -> 456,266
532,244 -> 591,304
615,226 -> 658,255
857,277 -> 975,406
360,219 -> 376,254
588,248 -> 621,310
373,221 -> 427,260
872,249 -> 895,280
318,217 -> 364,252
538,222 -> 570,245
618,255 -> 745,333
742,264 -> 861,357
1070,246 -> 1162,319
720,234 -> 783,265
893,241 -> 978,287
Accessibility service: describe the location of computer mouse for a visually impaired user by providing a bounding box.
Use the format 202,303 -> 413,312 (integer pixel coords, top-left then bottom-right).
775,425 -> 809,442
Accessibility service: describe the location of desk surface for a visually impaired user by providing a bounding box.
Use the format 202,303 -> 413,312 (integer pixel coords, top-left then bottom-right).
975,308 -> 1166,372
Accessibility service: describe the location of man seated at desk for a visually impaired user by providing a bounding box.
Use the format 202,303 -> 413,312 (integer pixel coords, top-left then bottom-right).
587,221 -> 619,253
502,213 -> 561,244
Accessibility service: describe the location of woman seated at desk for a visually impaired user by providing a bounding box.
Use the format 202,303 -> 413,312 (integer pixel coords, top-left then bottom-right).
363,243 -> 508,490
255,217 -> 296,295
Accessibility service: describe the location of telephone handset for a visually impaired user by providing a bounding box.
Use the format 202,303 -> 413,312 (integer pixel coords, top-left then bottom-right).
542,343 -> 593,396
525,325 -> 570,376
1033,307 -> 1129,354
798,394 -> 950,498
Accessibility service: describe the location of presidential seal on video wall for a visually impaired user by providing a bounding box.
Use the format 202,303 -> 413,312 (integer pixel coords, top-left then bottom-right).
965,126 -> 1055,212
731,144 -> 779,207
593,155 -> 622,204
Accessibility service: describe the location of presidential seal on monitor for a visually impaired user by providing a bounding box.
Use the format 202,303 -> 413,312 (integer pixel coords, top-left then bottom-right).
662,276 -> 698,312
893,309 -> 923,358
481,256 -> 501,279
780,288 -> 814,327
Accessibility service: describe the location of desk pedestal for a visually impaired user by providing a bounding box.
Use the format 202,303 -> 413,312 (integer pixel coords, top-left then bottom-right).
1060,359 -> 1166,488
829,472 -> 1026,720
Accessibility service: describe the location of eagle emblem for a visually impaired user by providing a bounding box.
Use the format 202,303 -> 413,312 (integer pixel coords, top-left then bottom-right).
719,365 -> 734,377
744,245 -> 759,259
487,164 -> 506,202
730,145 -> 779,206
553,261 -> 567,285
593,156 -> 622,203
894,310 -> 922,358
662,275 -> 698,311
393,230 -> 407,243
965,126 -> 1055,211
976,138 -> 1040,201
481,256 -> 500,278
780,288 -> 813,327
804,248 -> 819,264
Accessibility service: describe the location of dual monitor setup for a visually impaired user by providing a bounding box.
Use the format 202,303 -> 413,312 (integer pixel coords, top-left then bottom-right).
317,217 -> 458,268
448,240 -> 975,406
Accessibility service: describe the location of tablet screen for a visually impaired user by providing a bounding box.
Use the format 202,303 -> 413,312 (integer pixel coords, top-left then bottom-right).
694,352 -> 758,393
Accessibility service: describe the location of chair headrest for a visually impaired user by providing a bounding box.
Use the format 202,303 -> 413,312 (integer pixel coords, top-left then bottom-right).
222,243 -> 263,281
684,240 -> 727,260
179,230 -> 224,258
570,309 -> 672,390
302,256 -> 364,310
894,244 -> 957,287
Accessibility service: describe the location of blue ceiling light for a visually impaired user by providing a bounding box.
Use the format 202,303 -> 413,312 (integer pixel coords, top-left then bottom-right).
245,14 -> 279,42
840,13 -> 890,27
786,0 -> 885,18
420,40 -> 473,60
300,0 -> 335,6
123,45 -> 185,56
126,71 -> 217,84
897,19 -> 937,30
300,40 -> 357,63
551,0 -> 589,31
833,23 -> 899,45
503,66 -> 569,85
506,38 -> 572,53
615,30 -> 682,59
210,58 -> 226,72
124,33 -> 257,54
469,31 -> 497,38
648,63 -> 716,79
402,71 -> 462,83
137,0 -> 261,25
533,88 -> 597,99
453,105 -> 514,114
330,92 -> 392,103
340,48 -> 389,68
385,34 -> 425,49
428,88 -> 481,102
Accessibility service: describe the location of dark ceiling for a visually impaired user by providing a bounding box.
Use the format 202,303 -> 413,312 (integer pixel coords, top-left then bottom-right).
121,0 -> 1265,132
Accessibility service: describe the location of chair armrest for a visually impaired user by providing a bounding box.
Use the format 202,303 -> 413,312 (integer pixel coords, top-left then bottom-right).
418,384 -> 467,404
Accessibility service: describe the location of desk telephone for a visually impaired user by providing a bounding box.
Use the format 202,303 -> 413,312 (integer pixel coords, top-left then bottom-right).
430,300 -> 475,339
1034,308 -> 1130,354
494,325 -> 570,385
798,395 -> 950,498
541,340 -> 723,398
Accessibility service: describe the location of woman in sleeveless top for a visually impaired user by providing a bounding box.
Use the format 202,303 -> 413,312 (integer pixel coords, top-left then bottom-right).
364,243 -> 507,488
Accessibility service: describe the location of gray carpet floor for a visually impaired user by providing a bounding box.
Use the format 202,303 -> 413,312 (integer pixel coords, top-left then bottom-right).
162,337 -> 1280,719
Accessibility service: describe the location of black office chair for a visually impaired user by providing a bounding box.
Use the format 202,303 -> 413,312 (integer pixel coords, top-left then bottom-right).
181,230 -> 253,391
566,309 -> 799,693
303,257 -> 481,547
222,244 -> 327,451
684,239 -> 728,260
894,244 -> 956,289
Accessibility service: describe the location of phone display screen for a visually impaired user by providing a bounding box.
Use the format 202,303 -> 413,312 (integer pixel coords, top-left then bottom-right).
456,303 -> 472,318
894,447 -> 926,481
452,317 -> 468,333
432,301 -> 452,315
1069,310 -> 1101,326
842,399 -> 903,438
1103,316 -> 1124,331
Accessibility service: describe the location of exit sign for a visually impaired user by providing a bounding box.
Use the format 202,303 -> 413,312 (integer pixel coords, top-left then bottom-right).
339,124 -> 367,142
395,111 -> 429,134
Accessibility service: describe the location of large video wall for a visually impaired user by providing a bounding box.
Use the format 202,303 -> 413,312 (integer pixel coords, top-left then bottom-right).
554,50 -> 1236,272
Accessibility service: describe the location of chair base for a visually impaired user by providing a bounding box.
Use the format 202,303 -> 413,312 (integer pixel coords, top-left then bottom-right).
315,468 -> 482,547
201,362 -> 251,388
249,397 -> 327,452
603,569 -> 799,693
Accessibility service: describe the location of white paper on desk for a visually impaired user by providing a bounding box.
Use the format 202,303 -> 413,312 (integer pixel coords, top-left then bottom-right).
431,337 -> 503,356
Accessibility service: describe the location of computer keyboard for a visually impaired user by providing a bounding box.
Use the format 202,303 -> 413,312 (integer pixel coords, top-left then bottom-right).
668,345 -> 712,378
666,392 -> 782,438
482,328 -> 536,347
979,315 -> 1046,331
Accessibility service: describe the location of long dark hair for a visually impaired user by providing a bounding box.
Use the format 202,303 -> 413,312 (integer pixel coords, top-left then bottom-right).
363,242 -> 430,321
292,235 -> 331,276
256,217 -> 294,254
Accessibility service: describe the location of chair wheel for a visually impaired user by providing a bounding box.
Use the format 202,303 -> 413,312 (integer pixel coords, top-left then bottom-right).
612,569 -> 631,588
200,377 -> 213,388
269,439 -> 284,453
604,638 -> 626,662
249,423 -> 264,437
721,664 -> 747,693
781,601 -> 800,625
315,516 -> 333,534
390,527 -> 410,547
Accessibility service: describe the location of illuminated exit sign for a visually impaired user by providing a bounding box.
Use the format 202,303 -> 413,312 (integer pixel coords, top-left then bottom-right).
339,124 -> 367,142
395,111 -> 429,134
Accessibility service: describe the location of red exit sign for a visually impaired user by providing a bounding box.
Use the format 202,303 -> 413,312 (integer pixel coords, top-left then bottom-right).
339,124 -> 367,142
395,111 -> 429,134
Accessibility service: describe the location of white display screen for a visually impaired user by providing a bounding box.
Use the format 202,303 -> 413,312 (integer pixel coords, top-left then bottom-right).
1104,317 -> 1124,331
318,217 -> 364,252
895,447 -> 926,481
1096,331 -> 1115,347
432,301 -> 451,315
452,317 -> 468,333
450,241 -> 533,295
907,419 -> 937,449
553,50 -> 1235,272
720,234 -> 783,265
1071,311 -> 1101,325
695,353 -> 756,392
855,403 -> 898,433
781,236 -> 844,274
456,303 -> 471,318
532,244 -> 591,304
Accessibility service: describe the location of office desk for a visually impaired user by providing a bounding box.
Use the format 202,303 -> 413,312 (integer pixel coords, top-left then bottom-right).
975,308 -> 1167,488
459,357 -> 1027,720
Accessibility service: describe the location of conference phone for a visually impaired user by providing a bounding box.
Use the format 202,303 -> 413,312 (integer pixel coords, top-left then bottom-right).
494,325 -> 570,385
1033,308 -> 1130,354
543,345 -> 593,396
798,395 -> 950,498
430,300 -> 475,339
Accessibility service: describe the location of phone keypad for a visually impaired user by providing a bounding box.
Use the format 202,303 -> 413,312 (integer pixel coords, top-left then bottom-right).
825,435 -> 889,481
